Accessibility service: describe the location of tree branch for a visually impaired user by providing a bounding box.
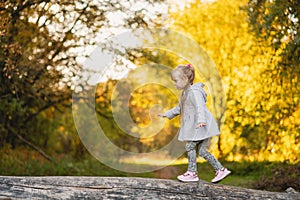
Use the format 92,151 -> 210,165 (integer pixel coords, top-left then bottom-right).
24,96 -> 71,124
7,124 -> 53,162
15,133 -> 53,162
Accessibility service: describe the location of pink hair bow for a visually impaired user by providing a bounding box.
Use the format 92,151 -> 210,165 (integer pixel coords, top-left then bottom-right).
186,64 -> 191,68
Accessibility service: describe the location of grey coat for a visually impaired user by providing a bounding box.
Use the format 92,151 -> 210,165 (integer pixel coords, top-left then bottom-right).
164,82 -> 220,141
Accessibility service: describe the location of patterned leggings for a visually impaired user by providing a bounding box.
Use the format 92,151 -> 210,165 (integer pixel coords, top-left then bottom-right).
186,139 -> 223,172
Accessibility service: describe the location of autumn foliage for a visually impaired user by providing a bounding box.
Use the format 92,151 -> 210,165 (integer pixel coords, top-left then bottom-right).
1,0 -> 299,165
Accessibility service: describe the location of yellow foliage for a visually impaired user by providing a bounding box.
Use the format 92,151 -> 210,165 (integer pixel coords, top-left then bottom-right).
92,0 -> 299,162
168,0 -> 299,162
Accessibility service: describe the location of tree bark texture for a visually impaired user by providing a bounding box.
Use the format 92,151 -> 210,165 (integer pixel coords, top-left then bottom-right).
0,176 -> 299,200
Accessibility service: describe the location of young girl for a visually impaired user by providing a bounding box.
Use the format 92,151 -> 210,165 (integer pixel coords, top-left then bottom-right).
158,64 -> 230,183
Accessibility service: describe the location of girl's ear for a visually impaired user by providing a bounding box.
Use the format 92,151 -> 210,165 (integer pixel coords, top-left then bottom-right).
184,75 -> 189,82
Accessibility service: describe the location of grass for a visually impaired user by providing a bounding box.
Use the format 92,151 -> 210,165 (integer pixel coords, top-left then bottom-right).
171,161 -> 262,188
0,147 -> 299,192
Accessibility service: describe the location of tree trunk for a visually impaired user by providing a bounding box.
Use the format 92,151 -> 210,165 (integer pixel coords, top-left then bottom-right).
0,176 -> 298,200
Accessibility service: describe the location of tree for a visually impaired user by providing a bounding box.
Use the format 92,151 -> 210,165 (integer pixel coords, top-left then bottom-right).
246,0 -> 300,162
0,0 -> 166,159
1,176 -> 299,199
169,0 -> 266,157
168,0 -> 299,162
247,0 -> 299,68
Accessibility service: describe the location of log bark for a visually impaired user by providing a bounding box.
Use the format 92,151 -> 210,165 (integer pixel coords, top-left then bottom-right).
0,176 -> 299,200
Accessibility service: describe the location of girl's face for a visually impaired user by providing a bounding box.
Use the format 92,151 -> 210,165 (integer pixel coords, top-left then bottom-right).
172,71 -> 189,90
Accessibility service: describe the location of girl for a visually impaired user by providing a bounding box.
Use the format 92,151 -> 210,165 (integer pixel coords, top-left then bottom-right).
158,64 -> 230,183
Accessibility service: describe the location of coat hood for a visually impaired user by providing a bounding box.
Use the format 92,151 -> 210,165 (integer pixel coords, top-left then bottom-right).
189,82 -> 207,102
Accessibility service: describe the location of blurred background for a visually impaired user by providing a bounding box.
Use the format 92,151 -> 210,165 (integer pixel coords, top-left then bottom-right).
0,0 -> 299,192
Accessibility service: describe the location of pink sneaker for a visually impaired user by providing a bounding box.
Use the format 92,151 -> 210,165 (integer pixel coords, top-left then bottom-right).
211,168 -> 231,183
177,171 -> 199,182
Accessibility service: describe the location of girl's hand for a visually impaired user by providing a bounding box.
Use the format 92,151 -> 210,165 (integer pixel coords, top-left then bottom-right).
158,113 -> 166,118
196,123 -> 206,129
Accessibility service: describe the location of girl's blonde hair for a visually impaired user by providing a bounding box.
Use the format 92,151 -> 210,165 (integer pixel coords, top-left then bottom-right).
171,64 -> 195,85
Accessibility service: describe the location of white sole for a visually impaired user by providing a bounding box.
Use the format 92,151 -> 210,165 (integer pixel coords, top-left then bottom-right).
211,170 -> 231,183
178,178 -> 199,182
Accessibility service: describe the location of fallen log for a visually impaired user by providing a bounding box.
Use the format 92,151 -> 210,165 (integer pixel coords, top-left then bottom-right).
0,176 -> 299,200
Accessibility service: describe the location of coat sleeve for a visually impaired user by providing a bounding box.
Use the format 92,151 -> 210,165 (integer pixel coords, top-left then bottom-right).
190,90 -> 206,123
163,105 -> 180,119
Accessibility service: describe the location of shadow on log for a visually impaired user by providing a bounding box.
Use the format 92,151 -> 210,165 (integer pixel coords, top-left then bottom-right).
0,176 -> 299,200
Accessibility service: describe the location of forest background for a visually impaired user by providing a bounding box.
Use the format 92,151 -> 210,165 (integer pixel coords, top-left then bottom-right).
1,0 -> 299,192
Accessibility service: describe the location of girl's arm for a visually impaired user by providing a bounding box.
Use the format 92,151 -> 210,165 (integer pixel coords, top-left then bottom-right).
190,90 -> 206,124
159,105 -> 180,119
